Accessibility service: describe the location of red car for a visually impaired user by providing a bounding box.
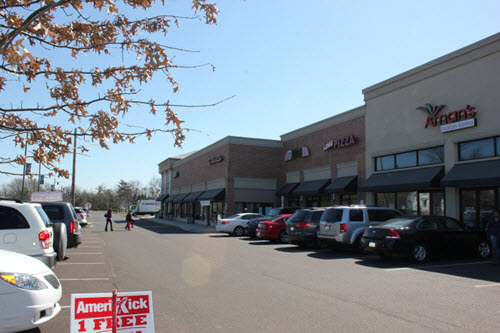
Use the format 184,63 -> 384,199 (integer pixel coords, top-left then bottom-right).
255,214 -> 292,243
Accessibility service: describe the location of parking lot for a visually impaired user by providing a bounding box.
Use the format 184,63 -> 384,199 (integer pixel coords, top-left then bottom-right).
35,214 -> 500,333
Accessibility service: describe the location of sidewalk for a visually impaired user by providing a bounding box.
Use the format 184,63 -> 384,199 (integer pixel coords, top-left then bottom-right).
144,216 -> 217,234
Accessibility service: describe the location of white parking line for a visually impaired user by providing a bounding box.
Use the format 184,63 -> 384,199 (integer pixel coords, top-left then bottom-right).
67,253 -> 102,255
59,278 -> 109,281
475,283 -> 500,288
78,246 -> 102,248
385,261 -> 487,272
58,262 -> 105,265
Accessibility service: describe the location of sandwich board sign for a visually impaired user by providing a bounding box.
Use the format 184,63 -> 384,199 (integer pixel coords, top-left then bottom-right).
71,291 -> 154,333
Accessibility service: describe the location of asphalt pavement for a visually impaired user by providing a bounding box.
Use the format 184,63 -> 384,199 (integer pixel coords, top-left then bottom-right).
36,211 -> 500,333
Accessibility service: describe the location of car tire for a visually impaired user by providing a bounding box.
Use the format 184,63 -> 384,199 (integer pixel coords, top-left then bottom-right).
233,226 -> 245,237
476,240 -> 491,259
52,223 -> 67,261
279,231 -> 287,243
410,244 -> 428,263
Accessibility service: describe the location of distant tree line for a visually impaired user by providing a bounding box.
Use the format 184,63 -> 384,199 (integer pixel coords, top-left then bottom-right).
0,177 -> 160,211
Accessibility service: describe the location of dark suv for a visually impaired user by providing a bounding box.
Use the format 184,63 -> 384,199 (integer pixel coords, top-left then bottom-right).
246,207 -> 299,237
33,201 -> 82,248
286,208 -> 325,247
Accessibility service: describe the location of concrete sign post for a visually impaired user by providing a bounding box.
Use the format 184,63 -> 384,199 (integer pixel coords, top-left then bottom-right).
70,291 -> 154,333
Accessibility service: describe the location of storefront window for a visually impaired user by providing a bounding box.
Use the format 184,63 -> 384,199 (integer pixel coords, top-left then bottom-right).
340,194 -> 358,206
376,155 -> 395,171
397,192 -> 418,215
431,192 -> 445,216
418,146 -> 444,165
459,138 -> 495,161
396,151 -> 417,168
376,193 -> 395,208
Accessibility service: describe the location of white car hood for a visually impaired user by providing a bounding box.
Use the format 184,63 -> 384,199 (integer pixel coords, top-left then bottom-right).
0,249 -> 50,275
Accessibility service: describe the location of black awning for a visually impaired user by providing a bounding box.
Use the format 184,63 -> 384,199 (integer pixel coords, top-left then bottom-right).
359,166 -> 444,192
173,193 -> 190,202
157,193 -> 169,201
441,159 -> 500,187
165,194 -> 178,202
324,176 -> 358,193
292,179 -> 331,196
183,191 -> 205,202
198,188 -> 225,201
277,183 -> 299,196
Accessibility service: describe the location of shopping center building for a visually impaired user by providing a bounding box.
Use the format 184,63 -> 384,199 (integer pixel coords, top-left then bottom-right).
360,32 -> 500,230
158,32 -> 500,228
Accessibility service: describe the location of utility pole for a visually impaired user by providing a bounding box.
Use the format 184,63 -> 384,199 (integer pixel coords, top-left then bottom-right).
37,161 -> 41,192
71,129 -> 77,206
21,133 -> 28,200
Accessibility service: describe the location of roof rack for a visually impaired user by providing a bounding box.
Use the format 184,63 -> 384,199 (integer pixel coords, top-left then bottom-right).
0,197 -> 24,203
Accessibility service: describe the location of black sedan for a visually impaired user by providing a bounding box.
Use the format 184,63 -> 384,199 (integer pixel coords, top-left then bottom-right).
361,216 -> 491,263
286,208 -> 325,247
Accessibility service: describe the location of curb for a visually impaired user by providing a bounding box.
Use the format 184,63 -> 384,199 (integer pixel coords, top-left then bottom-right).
144,217 -> 217,234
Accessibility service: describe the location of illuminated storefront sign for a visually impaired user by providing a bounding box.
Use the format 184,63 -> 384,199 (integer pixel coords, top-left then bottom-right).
284,146 -> 310,161
322,135 -> 356,151
416,103 -> 477,130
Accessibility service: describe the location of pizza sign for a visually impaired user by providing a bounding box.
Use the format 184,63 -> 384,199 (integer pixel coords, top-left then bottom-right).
71,291 -> 154,333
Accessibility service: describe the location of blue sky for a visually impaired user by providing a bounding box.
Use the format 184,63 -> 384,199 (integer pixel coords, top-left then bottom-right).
1,0 -> 499,192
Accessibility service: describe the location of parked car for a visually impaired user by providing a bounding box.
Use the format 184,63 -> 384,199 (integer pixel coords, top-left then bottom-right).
74,206 -> 89,226
256,214 -> 293,243
317,206 -> 403,252
0,198 -> 62,267
33,201 -> 82,248
216,213 -> 264,236
0,249 -> 62,333
361,215 -> 491,263
246,207 -> 299,237
286,208 -> 325,247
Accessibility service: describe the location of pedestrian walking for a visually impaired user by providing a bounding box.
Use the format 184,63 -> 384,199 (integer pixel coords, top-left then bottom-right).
125,211 -> 134,231
105,209 -> 114,232
486,209 -> 500,265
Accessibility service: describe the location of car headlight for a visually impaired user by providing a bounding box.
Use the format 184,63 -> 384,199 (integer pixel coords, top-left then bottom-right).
0,273 -> 47,290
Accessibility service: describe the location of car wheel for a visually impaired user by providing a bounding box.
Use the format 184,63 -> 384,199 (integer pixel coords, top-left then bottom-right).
53,222 -> 67,261
410,244 -> 428,263
279,231 -> 287,243
233,226 -> 245,237
476,240 -> 491,259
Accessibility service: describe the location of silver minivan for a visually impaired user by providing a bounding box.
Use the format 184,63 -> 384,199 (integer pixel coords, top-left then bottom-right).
317,206 -> 402,251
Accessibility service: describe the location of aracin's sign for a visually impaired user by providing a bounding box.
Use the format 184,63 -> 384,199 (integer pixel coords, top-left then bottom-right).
416,104 -> 477,128
322,135 -> 356,151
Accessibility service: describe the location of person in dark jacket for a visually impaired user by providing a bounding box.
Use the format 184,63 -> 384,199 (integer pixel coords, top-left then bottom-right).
486,209 -> 500,265
105,209 -> 113,232
125,211 -> 134,231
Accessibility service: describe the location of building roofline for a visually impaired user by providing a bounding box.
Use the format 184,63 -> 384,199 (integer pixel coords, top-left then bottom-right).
280,105 -> 365,141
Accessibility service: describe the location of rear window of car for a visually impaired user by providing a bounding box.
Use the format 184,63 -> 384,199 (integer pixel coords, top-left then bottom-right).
381,217 -> 416,228
42,205 -> 65,221
321,209 -> 344,223
35,206 -> 52,227
310,211 -> 324,222
287,211 -> 308,223
0,205 -> 30,229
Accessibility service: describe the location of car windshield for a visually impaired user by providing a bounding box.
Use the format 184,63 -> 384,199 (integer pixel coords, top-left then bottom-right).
267,208 -> 281,216
287,211 -> 308,222
321,209 -> 343,223
35,206 -> 52,227
380,217 -> 417,228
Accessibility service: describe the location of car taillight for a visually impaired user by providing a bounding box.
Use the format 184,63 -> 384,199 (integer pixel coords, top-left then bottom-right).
340,223 -> 347,233
38,230 -> 51,249
78,213 -> 84,219
386,229 -> 400,239
362,228 -> 368,236
70,221 -> 75,233
221,221 -> 229,225
296,222 -> 310,228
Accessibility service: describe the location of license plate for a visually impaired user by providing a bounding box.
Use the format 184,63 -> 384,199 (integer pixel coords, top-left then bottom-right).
369,242 -> 376,248
290,227 -> 294,231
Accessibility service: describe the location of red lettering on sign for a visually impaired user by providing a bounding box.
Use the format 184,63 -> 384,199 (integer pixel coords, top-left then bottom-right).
75,295 -> 150,319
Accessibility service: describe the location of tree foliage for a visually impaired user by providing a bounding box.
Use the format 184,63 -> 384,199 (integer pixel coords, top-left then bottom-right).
0,0 -> 219,179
